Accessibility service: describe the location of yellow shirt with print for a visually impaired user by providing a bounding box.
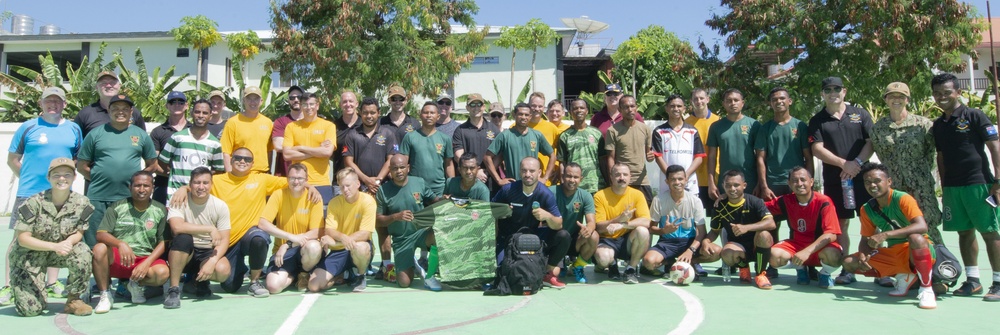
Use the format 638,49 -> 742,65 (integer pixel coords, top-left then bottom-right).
284,118 -> 337,186
220,113 -> 274,173
261,187 -> 323,253
685,113 -> 721,187
212,172 -> 287,247
594,187 -> 651,239
527,119 -> 560,185
325,193 -> 377,251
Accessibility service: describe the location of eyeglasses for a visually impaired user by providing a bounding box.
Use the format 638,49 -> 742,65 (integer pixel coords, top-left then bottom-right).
288,96 -> 302,101
490,113 -> 503,118
822,87 -> 843,94
232,155 -> 254,163
288,177 -> 307,183
468,102 -> 484,107
168,100 -> 185,105
438,100 -> 452,106
390,97 -> 406,102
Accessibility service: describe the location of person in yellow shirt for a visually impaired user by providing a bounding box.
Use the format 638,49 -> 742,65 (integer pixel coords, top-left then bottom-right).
546,100 -> 570,133
260,163 -> 324,294
527,92 -> 561,185
594,163 -> 651,284
220,86 -> 273,173
283,93 -> 338,206
310,168 -> 375,293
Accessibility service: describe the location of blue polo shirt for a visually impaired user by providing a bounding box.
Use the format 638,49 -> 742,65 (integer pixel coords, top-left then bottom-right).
9,118 -> 82,197
492,181 -> 561,240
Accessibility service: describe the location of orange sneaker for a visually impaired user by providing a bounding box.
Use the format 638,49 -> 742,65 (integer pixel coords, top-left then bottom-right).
755,274 -> 773,290
739,267 -> 751,283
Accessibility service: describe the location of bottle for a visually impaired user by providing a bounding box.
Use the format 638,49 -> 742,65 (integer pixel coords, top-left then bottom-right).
722,265 -> 732,282
842,179 -> 856,209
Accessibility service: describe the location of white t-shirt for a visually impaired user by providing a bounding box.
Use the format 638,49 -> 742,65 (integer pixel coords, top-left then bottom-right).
652,123 -> 705,196
650,191 -> 706,240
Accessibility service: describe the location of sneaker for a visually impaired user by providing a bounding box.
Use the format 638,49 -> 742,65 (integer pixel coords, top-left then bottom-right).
63,296 -> 93,316
297,272 -> 310,291
195,280 -> 212,298
248,280 -> 270,298
374,264 -> 386,280
127,280 -> 146,304
114,280 -> 131,300
543,273 -> 567,289
94,291 -> 113,314
0,285 -> 12,306
352,276 -> 368,292
888,273 -> 918,297
808,267 -> 820,281
624,267 -> 639,284
607,263 -> 622,280
163,286 -> 181,309
694,263 -> 708,277
834,272 -> 856,285
573,266 -> 588,284
755,274 -> 773,290
818,273 -> 834,289
738,267 -> 751,283
423,277 -> 443,292
46,281 -> 66,298
953,280 -> 983,296
876,276 -> 895,288
385,264 -> 397,283
796,268 -> 810,285
983,284 -> 1000,302
918,286 -> 937,309
765,267 -> 778,279
365,265 -> 376,276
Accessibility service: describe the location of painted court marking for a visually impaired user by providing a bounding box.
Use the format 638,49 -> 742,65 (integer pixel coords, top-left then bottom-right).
274,293 -> 321,335
654,280 -> 705,335
394,296 -> 532,335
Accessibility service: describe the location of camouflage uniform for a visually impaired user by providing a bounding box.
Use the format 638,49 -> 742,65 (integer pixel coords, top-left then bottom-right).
9,190 -> 94,317
870,115 -> 943,244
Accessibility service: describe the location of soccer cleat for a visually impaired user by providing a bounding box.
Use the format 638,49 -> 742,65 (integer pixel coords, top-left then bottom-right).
297,272 -> 310,291
46,281 -> 66,298
195,280 -> 212,298
818,273 -> 834,289
766,267 -> 778,279
607,263 -> 622,280
94,291 -> 113,314
0,285 -> 12,306
352,276 -> 368,292
623,267 -> 639,284
63,296 -> 93,316
755,274 -> 773,290
247,279 -> 270,298
385,264 -> 397,283
983,284 -> 1000,302
693,263 -> 709,277
573,266 -> 588,284
543,273 -> 567,289
834,272 -> 856,285
953,281 -> 983,296
127,280 -> 146,304
876,276 -> 895,288
888,273 -> 917,297
163,286 -> 181,309
917,287 -> 937,309
423,277 -> 443,291
738,267 -> 752,283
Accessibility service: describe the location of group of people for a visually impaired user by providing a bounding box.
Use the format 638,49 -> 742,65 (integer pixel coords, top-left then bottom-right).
2,70 -> 999,318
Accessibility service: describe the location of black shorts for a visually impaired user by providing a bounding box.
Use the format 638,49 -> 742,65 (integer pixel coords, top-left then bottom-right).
699,186 -> 716,216
599,235 -> 632,260
183,248 -> 218,274
823,177 -> 871,219
650,237 -> 696,261
726,234 -> 756,257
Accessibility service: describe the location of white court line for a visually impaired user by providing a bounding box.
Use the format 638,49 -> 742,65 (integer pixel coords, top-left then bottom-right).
275,293 -> 320,335
654,280 -> 705,335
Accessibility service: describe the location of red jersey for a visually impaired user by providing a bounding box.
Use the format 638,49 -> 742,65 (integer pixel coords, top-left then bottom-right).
766,192 -> 841,243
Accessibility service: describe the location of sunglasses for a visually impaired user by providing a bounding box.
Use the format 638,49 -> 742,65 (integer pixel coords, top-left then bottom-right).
168,100 -> 186,105
468,102 -> 484,107
822,87 -> 843,94
288,96 -> 302,101
605,92 -> 622,97
438,100 -> 453,106
232,155 -> 254,163
490,113 -> 504,118
390,97 -> 406,102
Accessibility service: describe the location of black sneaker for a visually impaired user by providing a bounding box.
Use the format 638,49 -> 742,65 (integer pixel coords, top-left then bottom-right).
984,284 -> 1000,301
808,267 -> 820,281
608,263 -> 622,280
624,267 -> 639,284
693,263 -> 709,277
163,286 -> 181,309
195,280 -> 212,298
765,267 -> 778,279
374,265 -> 386,280
953,280 -> 983,296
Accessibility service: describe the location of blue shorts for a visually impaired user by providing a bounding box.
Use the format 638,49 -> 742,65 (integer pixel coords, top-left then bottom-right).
267,246 -> 304,274
315,240 -> 373,276
223,227 -> 270,290
599,235 -> 632,260
650,237 -> 696,260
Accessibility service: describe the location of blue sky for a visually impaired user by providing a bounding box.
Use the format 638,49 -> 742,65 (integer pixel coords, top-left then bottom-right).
3,0 -> 994,58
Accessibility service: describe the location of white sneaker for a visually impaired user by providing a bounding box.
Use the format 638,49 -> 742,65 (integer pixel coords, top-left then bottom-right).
917,286 -> 937,309
95,290 -> 113,314
127,280 -> 146,304
889,273 -> 917,297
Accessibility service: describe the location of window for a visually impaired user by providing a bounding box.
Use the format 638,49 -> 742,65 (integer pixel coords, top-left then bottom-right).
5,50 -> 81,82
472,56 -> 500,65
177,48 -> 189,57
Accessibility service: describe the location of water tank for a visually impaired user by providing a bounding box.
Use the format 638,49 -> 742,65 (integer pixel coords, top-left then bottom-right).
39,24 -> 60,35
11,15 -> 33,35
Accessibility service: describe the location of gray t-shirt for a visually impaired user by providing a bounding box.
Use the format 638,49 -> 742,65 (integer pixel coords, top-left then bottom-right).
167,195 -> 231,249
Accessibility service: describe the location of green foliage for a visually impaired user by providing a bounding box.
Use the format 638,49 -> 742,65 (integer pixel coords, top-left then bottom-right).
611,25 -> 702,101
171,15 -> 222,92
706,0 -> 983,120
225,30 -> 264,82
268,0 -> 488,105
0,44 -> 117,121
115,48 -> 189,122
187,63 -> 287,119
496,18 -> 560,103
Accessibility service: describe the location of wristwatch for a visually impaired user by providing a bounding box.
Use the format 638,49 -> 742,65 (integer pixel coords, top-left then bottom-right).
854,158 -> 864,166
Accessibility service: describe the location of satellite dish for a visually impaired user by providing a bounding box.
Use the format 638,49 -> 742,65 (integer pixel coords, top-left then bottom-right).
561,16 -> 609,42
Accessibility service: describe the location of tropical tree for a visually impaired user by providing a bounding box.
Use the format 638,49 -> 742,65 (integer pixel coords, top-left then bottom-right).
495,18 -> 560,104
188,63 -> 286,119
268,0 -> 488,103
115,48 -> 189,122
170,15 -> 222,93
226,30 -> 263,83
0,43 -> 117,121
611,25 -> 701,101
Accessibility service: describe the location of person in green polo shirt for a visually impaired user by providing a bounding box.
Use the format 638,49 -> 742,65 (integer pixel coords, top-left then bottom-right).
485,103 -> 555,187
400,102 -> 454,197
550,162 -> 597,284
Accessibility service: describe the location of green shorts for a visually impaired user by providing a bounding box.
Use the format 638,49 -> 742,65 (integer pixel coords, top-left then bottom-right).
391,226 -> 431,272
942,184 -> 1000,233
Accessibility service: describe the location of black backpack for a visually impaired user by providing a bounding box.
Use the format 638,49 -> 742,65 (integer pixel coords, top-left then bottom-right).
484,227 -> 547,296
865,198 -> 963,285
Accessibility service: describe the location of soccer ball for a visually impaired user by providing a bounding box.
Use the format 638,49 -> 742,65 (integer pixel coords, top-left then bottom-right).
669,262 -> 696,286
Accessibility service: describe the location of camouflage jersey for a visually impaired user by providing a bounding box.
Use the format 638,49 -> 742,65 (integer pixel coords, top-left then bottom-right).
557,126 -> 605,193
411,198 -> 512,289
870,114 -> 942,244
10,190 -> 94,260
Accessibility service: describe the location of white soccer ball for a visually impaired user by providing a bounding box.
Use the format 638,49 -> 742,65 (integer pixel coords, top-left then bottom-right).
669,262 -> 696,286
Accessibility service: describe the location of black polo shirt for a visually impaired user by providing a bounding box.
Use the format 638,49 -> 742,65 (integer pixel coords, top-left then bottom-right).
333,115 -> 361,181
807,104 -> 873,179
344,124 -> 398,179
379,113 -> 420,144
452,119 -> 501,165
75,101 -> 146,139
932,105 -> 999,186
207,120 -> 226,139
150,122 -> 190,186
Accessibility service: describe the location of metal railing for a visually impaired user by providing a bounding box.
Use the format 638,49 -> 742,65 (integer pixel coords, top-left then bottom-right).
958,78 -> 991,90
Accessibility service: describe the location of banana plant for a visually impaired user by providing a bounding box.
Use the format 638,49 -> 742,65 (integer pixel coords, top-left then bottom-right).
0,44 -> 117,121
115,48 -> 189,122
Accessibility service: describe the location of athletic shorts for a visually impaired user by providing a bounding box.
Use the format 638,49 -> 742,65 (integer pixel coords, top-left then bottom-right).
599,235 -> 633,260
267,246 -> 305,275
650,237 -> 697,261
316,185 -> 335,216
698,186 -> 716,216
315,240 -> 374,276
109,247 -> 167,279
854,241 -> 935,278
182,248 -> 219,274
823,178 -> 871,219
725,238 -> 756,258
391,228 -> 431,272
942,184 -> 1000,233
773,239 -> 843,267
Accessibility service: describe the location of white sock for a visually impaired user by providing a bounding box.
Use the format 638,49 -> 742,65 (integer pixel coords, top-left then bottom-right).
993,271 -> 1000,283
967,266 -> 980,279
819,261 -> 839,276
382,260 -> 390,267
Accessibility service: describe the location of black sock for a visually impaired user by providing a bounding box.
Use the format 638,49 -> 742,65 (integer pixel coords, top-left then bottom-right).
756,247 -> 770,275
969,277 -> 981,284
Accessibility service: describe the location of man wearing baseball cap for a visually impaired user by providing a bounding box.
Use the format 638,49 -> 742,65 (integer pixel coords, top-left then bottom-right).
74,71 -> 146,140
150,91 -> 190,204
272,85 -> 305,176
807,76 -> 875,285
1,87 -> 84,306
488,102 -> 506,129
435,93 -> 460,137
220,86 -> 273,173
590,83 -> 645,136
379,85 -> 421,143
206,90 -> 232,138
452,93 -> 501,193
